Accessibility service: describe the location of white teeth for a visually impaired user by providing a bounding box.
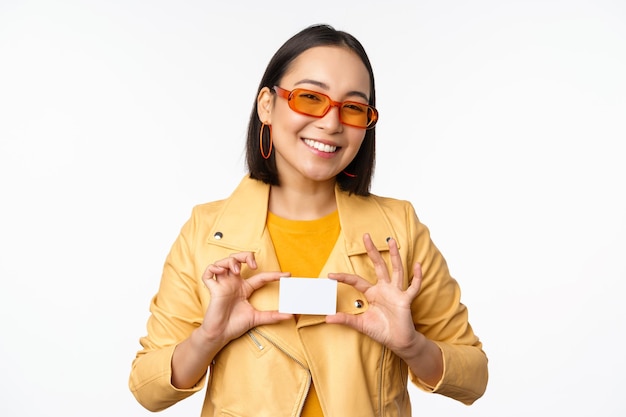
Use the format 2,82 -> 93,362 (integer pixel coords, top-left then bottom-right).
304,139 -> 337,153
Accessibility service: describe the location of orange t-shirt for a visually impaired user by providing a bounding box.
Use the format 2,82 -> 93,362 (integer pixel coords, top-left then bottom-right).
267,210 -> 340,417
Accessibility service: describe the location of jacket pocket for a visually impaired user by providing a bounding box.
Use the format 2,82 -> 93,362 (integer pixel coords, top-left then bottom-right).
245,330 -> 269,358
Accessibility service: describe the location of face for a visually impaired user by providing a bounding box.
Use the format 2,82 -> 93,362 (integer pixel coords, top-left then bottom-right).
257,46 -> 371,186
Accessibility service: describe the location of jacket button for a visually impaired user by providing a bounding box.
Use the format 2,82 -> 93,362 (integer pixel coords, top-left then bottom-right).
213,232 -> 223,240
355,299 -> 364,308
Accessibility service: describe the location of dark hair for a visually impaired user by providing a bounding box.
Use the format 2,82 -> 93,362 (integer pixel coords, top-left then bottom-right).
246,24 -> 376,196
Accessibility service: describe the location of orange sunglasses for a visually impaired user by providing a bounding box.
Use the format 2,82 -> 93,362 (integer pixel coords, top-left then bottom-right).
273,86 -> 378,129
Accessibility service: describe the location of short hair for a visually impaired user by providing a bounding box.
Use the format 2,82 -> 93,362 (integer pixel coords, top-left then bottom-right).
246,24 -> 376,196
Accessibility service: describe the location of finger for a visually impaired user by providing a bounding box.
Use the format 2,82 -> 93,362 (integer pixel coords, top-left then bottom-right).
228,252 -> 257,269
325,312 -> 362,331
255,311 -> 294,326
405,262 -> 423,298
363,233 -> 391,282
202,264 -> 214,278
211,252 -> 256,274
227,257 -> 242,274
245,272 -> 290,291
210,257 -> 244,275
202,266 -> 221,290
208,264 -> 227,275
327,272 -> 372,293
386,237 -> 405,287
201,265 -> 216,282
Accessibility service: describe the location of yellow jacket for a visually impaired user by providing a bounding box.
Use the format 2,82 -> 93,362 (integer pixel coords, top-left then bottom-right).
129,176 -> 488,416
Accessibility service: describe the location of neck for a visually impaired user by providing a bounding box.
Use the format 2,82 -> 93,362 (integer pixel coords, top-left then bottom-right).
268,179 -> 337,220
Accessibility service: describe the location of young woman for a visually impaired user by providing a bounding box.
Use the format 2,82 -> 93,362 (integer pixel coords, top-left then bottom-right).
129,24 -> 488,417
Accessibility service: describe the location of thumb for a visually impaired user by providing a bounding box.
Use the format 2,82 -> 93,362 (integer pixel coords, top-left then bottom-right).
325,312 -> 358,328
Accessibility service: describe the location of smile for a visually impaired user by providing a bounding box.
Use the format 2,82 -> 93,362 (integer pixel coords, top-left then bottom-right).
303,138 -> 338,153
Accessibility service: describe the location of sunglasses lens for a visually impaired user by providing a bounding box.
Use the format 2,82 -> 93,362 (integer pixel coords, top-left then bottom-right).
340,102 -> 371,128
290,90 -> 330,117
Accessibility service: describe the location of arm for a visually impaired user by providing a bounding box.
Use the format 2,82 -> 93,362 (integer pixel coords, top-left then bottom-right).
128,211 -> 207,411
327,215 -> 488,405
129,208 -> 292,411
407,210 -> 488,404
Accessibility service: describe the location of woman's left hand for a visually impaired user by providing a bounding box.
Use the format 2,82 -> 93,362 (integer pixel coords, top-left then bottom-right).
325,233 -> 425,358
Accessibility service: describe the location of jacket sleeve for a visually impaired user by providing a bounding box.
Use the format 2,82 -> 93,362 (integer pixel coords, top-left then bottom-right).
406,204 -> 488,405
128,207 -> 207,411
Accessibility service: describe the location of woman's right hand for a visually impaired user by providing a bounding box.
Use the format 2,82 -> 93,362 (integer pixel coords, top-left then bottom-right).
199,252 -> 292,347
172,252 -> 291,389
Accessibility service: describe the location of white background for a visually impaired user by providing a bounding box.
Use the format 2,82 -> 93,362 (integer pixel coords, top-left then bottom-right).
1,1 -> 625,416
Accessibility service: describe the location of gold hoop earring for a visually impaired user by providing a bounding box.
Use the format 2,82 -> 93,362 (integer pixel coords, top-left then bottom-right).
260,123 -> 272,160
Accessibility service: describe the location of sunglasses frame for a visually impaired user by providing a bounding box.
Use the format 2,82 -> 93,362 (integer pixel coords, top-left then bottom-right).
273,86 -> 378,130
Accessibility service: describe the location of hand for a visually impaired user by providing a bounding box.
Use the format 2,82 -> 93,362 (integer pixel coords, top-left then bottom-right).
326,233 -> 426,358
200,252 -> 292,347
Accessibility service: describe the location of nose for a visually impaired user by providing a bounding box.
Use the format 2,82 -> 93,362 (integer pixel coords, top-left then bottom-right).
317,103 -> 343,132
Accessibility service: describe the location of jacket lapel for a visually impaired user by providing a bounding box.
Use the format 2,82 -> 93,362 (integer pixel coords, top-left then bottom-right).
206,176 -> 270,253
334,183 -> 400,254
206,177 -> 401,353
210,177 -> 399,255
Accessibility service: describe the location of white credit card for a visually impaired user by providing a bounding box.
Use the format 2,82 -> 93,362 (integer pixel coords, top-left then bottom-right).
278,277 -> 337,315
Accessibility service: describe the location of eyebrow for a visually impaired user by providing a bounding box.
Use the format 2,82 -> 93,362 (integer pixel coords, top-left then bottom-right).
294,79 -> 370,102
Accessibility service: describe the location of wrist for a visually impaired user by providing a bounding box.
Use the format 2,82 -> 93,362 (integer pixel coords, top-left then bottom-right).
394,331 -> 427,363
192,325 -> 228,354
397,333 -> 444,387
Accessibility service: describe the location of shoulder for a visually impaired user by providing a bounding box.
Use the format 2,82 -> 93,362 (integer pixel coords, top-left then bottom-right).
344,191 -> 419,220
190,198 -> 228,219
188,176 -> 268,222
370,192 -> 415,212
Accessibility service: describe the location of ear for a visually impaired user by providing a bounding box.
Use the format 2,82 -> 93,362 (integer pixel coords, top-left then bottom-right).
257,87 -> 274,124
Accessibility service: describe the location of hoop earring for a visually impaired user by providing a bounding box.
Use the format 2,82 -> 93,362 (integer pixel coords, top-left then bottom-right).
259,123 -> 272,160
342,170 -> 357,178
